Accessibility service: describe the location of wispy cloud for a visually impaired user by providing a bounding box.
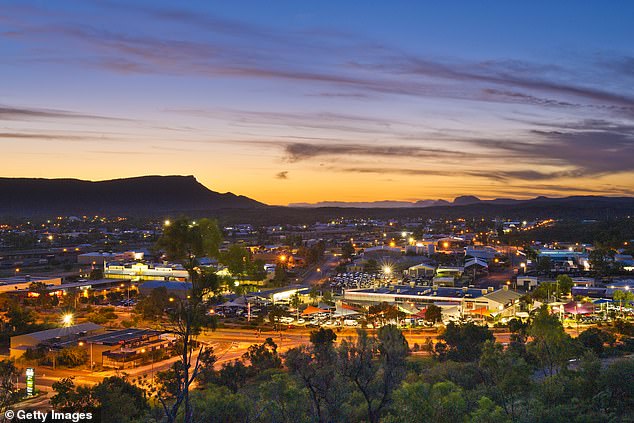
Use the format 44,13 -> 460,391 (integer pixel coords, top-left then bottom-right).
0,105 -> 131,121
275,171 -> 289,180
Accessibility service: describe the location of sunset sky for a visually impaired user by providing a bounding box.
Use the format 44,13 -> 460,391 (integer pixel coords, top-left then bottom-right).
1,1 -> 634,205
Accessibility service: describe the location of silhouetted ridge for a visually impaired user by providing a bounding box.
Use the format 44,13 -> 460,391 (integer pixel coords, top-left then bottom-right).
0,175 -> 265,216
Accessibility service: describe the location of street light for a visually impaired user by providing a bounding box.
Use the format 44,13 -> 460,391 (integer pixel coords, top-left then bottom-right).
61,313 -> 74,327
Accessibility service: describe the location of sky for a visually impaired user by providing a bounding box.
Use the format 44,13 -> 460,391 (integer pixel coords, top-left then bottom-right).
1,1 -> 634,205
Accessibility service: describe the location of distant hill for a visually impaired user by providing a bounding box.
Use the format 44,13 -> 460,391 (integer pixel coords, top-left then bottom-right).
0,176 -> 265,216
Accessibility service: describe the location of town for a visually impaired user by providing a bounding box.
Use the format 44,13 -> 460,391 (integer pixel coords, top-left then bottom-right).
1,212 -> 632,422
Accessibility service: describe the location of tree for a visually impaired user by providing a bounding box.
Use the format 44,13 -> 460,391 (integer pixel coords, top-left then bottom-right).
154,218 -> 222,423
0,360 -> 20,416
435,322 -> 494,362
536,256 -> 552,274
6,304 -> 36,334
189,384 -> 250,422
156,218 -> 222,267
342,242 -> 355,259
470,396 -> 511,423
138,287 -> 170,319
286,329 -> 344,423
337,326 -> 408,423
91,376 -> 150,423
424,304 -> 442,323
588,248 -> 613,277
243,338 -> 282,374
221,244 -> 251,279
613,289 -> 634,316
527,305 -> 576,377
555,274 -> 574,296
56,346 -> 88,367
51,376 -> 149,423
216,360 -> 249,393
50,377 -> 96,414
578,327 -> 616,356
479,341 -> 532,420
389,381 -> 468,423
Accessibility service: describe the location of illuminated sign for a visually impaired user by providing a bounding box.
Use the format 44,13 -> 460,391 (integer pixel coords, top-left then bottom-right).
26,367 -> 35,396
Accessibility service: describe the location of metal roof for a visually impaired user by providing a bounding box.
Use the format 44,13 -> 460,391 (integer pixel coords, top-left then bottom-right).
82,328 -> 161,345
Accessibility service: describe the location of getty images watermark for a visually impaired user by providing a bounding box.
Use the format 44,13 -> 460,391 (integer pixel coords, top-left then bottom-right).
4,409 -> 93,422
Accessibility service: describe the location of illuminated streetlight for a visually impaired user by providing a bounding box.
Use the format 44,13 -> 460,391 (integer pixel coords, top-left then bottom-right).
62,313 -> 74,327
383,266 -> 392,275
164,219 -> 171,226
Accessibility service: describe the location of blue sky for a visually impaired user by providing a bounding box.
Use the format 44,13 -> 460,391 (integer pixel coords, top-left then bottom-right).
1,1 -> 633,204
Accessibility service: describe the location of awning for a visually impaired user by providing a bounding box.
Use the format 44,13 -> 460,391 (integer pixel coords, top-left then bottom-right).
302,305 -> 330,316
465,307 -> 491,317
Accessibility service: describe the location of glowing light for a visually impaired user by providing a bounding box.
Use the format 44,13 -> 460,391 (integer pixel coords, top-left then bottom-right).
383,266 -> 392,275
401,231 -> 407,238
164,219 -> 171,226
61,313 -> 74,326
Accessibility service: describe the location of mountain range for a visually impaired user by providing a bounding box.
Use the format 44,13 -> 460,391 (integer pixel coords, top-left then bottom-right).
0,176 -> 633,222
288,195 -> 519,208
0,175 -> 264,216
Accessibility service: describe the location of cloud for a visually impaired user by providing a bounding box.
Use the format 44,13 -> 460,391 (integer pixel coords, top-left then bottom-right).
275,171 -> 289,180
0,105 -> 131,122
5,5 -> 634,116
284,142 -> 469,162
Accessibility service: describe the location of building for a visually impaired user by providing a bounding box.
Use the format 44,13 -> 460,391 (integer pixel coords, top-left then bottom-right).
462,287 -> 522,318
138,280 -> 193,299
10,322 -> 104,358
0,275 -> 62,294
406,263 -> 436,278
465,246 -> 497,260
105,262 -> 189,281
343,285 -> 522,319
80,328 -> 170,369
516,276 -> 539,291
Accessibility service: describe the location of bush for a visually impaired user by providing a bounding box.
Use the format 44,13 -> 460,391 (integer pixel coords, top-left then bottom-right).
56,347 -> 88,367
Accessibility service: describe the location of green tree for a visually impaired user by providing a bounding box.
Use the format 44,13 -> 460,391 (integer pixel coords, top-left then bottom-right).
435,322 -> 494,362
555,274 -> 573,296
154,217 -> 222,423
527,305 -> 576,377
479,341 -> 532,420
91,376 -> 150,423
0,360 -> 20,415
286,329 -> 345,423
613,289 -> 634,316
424,304 -> 442,323
156,218 -> 222,267
578,327 -> 616,356
389,381 -> 468,423
470,396 -> 511,423
50,377 -> 96,414
338,326 -> 409,423
216,360 -> 249,393
137,287 -> 170,319
56,346 -> 88,367
243,337 -> 282,374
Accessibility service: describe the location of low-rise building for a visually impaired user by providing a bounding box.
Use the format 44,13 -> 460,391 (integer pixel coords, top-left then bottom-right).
105,261 -> 189,281
10,322 -> 104,359
80,328 -> 170,369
